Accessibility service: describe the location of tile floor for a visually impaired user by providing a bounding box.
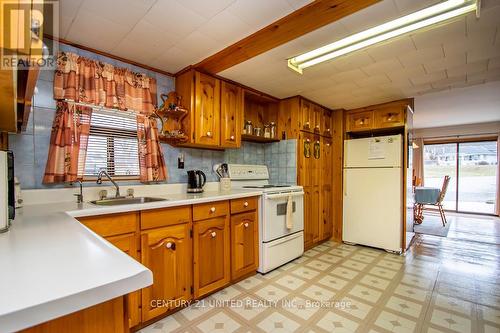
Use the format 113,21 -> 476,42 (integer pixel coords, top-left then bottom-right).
139,215 -> 500,333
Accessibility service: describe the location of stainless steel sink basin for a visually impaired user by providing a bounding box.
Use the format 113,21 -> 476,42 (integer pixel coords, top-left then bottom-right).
90,197 -> 167,206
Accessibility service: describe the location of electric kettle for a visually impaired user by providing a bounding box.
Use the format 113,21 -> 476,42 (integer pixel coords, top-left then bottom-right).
187,170 -> 206,193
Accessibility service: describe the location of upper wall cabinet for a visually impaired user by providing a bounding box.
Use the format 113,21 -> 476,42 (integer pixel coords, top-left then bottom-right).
345,99 -> 413,133
278,96 -> 333,139
221,81 -> 243,148
194,72 -> 220,146
175,70 -> 243,149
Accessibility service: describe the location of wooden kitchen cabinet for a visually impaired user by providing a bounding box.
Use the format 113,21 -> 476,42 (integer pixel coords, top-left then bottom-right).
230,211 -> 258,280
320,137 -> 333,241
141,223 -> 192,322
346,110 -> 374,132
77,213 -> 140,328
193,214 -> 230,298
221,81 -> 243,148
300,98 -> 314,131
345,99 -> 411,133
106,233 -> 141,328
373,107 -> 405,129
194,71 -> 221,146
322,109 -> 333,137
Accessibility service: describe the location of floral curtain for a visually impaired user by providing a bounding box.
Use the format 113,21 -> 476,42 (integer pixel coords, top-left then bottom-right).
45,51 -> 167,183
53,52 -> 157,113
42,102 -> 92,183
137,115 -> 167,182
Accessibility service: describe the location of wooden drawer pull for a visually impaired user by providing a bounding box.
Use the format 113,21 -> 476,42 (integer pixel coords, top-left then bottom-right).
211,231 -> 217,238
210,207 -> 216,213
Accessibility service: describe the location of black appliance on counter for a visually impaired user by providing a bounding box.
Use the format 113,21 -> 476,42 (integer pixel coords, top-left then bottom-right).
1,151 -> 15,233
187,170 -> 206,193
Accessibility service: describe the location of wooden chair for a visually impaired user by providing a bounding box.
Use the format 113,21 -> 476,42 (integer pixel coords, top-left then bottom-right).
422,176 -> 451,226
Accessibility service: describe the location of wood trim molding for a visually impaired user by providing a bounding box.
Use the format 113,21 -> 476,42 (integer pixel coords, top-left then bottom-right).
45,35 -> 174,77
423,135 -> 499,145
191,0 -> 381,74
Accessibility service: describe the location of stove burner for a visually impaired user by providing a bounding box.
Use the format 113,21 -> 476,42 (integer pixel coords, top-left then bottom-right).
243,185 -> 291,189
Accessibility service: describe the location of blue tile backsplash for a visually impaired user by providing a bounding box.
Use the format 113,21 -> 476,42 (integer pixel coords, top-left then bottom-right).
8,43 -> 296,189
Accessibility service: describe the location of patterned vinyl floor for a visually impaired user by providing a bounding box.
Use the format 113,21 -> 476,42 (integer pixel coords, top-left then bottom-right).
138,240 -> 500,333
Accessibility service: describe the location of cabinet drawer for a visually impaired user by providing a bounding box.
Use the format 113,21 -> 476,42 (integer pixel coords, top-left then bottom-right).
230,197 -> 258,214
141,206 -> 191,230
78,212 -> 137,237
193,201 -> 229,221
374,108 -> 404,128
346,111 -> 373,132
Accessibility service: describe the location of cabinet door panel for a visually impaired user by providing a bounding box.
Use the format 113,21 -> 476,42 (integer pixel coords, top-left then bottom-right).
141,223 -> 192,322
321,185 -> 333,241
374,107 -> 404,128
300,99 -> 313,131
106,233 -> 141,328
231,211 -> 258,280
322,109 -> 333,137
221,81 -> 243,148
193,216 -> 230,298
346,111 -> 374,132
303,186 -> 320,248
195,72 -> 220,146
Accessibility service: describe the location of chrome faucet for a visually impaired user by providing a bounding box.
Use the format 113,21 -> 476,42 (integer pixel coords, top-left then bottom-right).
96,170 -> 122,198
74,180 -> 83,203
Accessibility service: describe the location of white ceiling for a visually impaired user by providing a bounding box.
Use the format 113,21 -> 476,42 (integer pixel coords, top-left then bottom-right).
220,0 -> 500,111
59,0 -> 313,73
413,80 -> 500,128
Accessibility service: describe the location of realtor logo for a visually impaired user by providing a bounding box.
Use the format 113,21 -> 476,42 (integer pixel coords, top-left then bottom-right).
0,0 -> 59,69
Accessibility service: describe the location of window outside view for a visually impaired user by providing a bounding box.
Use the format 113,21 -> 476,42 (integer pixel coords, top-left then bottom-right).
424,141 -> 498,214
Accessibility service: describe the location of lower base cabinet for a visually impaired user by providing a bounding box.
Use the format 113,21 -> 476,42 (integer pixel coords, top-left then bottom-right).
106,233 -> 141,327
72,198 -> 259,331
193,215 -> 230,299
140,223 -> 192,322
19,297 -> 126,333
231,211 -> 258,280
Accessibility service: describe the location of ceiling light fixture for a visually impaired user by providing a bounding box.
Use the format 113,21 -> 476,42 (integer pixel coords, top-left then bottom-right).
287,0 -> 478,74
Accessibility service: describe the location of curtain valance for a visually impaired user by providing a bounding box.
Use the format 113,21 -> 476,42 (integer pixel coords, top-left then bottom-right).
53,52 -> 158,114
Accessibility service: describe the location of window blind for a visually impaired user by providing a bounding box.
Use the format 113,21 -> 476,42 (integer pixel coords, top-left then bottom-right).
83,108 -> 140,178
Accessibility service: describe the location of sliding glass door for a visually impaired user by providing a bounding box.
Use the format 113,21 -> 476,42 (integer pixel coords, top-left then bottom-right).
423,143 -> 457,210
423,140 -> 498,215
458,141 -> 498,214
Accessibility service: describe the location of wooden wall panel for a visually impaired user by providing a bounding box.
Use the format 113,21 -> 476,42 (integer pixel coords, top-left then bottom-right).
331,109 -> 344,241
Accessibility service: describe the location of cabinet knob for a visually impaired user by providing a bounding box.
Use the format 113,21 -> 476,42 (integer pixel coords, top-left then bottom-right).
359,119 -> 365,125
165,242 -> 175,250
306,138 -> 310,143
326,143 -> 331,147
210,207 -> 216,213
304,121 -> 310,129
316,140 -> 320,144
230,135 -> 235,140
315,125 -> 320,130
243,201 -> 249,207
326,128 -> 331,132
211,231 -> 217,238
206,131 -> 212,137
244,223 -> 249,228
387,113 -> 393,121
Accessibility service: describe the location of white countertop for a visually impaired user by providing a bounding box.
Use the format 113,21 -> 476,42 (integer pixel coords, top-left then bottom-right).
0,189 -> 262,332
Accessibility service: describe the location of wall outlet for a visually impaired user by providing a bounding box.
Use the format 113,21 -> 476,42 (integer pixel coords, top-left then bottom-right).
178,153 -> 184,169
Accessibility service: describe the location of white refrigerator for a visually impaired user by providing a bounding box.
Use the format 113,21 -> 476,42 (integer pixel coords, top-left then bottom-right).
343,134 -> 403,253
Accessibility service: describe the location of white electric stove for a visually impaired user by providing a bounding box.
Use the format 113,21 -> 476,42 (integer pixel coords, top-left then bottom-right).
227,164 -> 304,273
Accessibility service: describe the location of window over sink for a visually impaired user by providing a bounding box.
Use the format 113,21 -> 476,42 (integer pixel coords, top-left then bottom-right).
82,107 -> 140,180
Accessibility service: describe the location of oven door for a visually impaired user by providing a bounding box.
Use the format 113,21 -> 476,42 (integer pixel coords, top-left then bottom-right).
262,191 -> 304,242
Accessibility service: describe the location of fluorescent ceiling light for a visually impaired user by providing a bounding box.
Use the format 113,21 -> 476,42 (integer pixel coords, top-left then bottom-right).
288,0 -> 478,74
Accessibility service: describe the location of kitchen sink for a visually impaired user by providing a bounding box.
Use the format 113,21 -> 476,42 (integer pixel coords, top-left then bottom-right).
90,197 -> 167,206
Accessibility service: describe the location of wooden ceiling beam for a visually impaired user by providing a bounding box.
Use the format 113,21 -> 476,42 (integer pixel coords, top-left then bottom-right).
191,0 -> 381,75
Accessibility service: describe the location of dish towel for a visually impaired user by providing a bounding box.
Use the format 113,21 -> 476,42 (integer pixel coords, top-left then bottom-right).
286,195 -> 293,229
